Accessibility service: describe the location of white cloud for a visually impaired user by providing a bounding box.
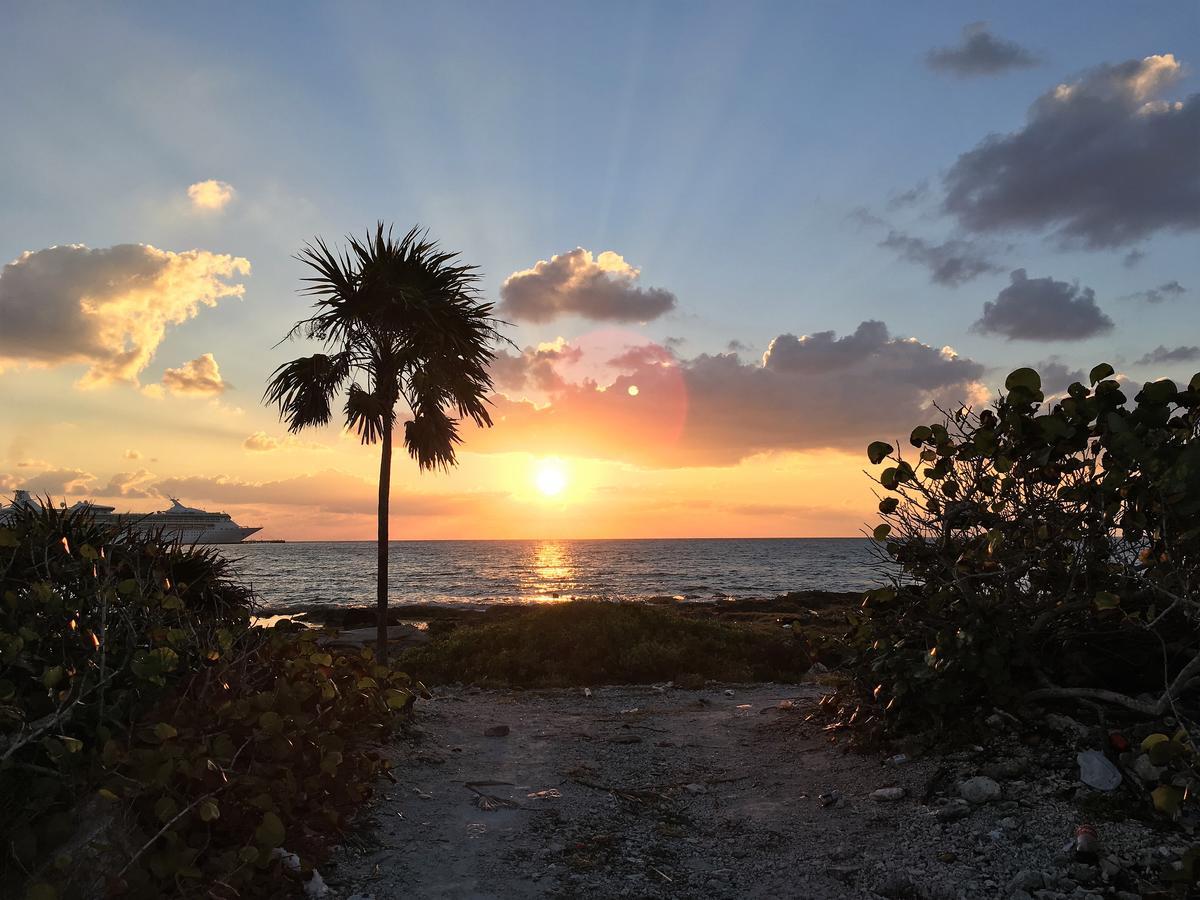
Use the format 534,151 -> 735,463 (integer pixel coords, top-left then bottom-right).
187,179 -> 236,212
160,353 -> 229,396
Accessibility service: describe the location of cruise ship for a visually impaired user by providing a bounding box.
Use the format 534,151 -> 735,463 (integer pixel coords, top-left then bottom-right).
3,491 -> 262,544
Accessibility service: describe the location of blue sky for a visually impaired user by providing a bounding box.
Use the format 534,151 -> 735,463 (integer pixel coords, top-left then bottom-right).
1,2 -> 1197,537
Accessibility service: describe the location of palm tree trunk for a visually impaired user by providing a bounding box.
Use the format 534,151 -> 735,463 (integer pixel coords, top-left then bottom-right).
376,421 -> 393,663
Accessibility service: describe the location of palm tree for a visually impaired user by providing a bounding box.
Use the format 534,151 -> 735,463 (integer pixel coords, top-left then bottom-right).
265,224 -> 505,661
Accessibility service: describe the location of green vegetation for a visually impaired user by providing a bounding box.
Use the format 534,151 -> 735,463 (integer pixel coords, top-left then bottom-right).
1,502 -> 411,899
399,600 -> 811,687
266,224 -> 505,662
853,364 -> 1200,733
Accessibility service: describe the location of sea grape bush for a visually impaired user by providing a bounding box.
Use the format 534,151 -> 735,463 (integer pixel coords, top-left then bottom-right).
0,503 -> 412,898
856,365 -> 1200,731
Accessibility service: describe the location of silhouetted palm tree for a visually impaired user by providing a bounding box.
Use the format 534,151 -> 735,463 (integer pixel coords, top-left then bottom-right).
266,224 -> 505,661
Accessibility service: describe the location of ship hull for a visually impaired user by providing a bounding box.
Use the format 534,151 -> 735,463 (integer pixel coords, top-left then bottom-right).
126,524 -> 262,544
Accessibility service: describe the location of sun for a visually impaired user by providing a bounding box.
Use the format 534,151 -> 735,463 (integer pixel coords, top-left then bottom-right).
533,458 -> 569,497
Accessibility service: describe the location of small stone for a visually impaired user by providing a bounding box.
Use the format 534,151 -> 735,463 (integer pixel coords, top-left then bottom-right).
1069,863 -> 1098,884
484,724 -> 510,737
875,873 -> 914,898
937,851 -> 957,863
936,800 -> 971,821
724,689 -> 735,696
1008,869 -> 1043,892
684,783 -> 707,794
1045,713 -> 1089,741
1132,753 -> 1164,783
871,787 -> 906,802
959,775 -> 1001,805
999,816 -> 1019,830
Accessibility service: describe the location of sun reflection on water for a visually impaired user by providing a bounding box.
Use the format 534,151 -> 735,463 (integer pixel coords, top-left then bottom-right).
524,541 -> 575,601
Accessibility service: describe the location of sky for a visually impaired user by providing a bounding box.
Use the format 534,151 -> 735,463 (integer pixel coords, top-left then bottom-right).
1,1 -> 1198,540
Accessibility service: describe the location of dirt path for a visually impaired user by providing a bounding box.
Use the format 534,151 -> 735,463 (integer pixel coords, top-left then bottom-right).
323,685 -> 1167,899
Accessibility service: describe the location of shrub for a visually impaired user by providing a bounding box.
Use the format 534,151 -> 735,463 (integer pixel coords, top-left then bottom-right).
400,600 -> 810,687
0,502 -> 411,898
854,365 -> 1200,731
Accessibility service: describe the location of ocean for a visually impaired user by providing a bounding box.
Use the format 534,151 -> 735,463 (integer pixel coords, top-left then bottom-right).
222,538 -> 887,611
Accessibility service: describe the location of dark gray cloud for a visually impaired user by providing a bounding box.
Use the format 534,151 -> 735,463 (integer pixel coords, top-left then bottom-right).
1034,358 -> 1087,395
887,181 -> 931,210
847,207 -> 886,229
880,230 -> 1002,286
943,54 -> 1199,248
1135,345 -> 1200,367
489,338 -> 583,394
1122,249 -> 1146,268
1123,280 -> 1186,304
927,22 -> 1039,76
473,320 -> 986,466
499,248 -> 676,323
972,269 -> 1114,341
0,244 -> 248,387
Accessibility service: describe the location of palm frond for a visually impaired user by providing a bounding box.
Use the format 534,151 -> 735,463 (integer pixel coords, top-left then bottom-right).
403,408 -> 461,471
345,384 -> 394,445
263,353 -> 349,432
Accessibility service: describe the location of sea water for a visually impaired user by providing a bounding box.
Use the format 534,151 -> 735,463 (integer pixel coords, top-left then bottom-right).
223,537 -> 886,610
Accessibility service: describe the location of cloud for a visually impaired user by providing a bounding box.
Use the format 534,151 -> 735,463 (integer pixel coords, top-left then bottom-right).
926,22 -> 1039,76
0,244 -> 249,387
489,337 -> 584,394
943,54 -> 1199,247
151,470 -> 498,516
98,469 -> 159,498
879,230 -> 1002,286
159,353 -> 229,396
123,449 -> 142,460
887,181 -> 931,210
242,431 -> 330,452
0,467 -> 94,495
847,207 -> 887,229
499,248 -> 677,323
473,321 -> 986,466
1123,249 -> 1146,268
187,180 -> 236,211
1033,358 -> 1086,396
1123,280 -> 1186,304
1135,345 -> 1200,367
972,269 -> 1113,341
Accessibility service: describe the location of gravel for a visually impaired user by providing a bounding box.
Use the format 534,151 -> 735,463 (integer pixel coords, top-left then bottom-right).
323,685 -> 1186,899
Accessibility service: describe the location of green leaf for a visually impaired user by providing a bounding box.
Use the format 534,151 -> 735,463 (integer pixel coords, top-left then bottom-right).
258,711 -> 283,735
0,528 -> 19,548
1005,367 -> 1041,392
155,795 -> 178,823
154,722 -> 178,742
878,497 -> 899,514
198,799 -> 220,822
909,426 -> 932,447
255,811 -> 285,848
872,523 -> 891,541
384,688 -> 413,710
1089,362 -> 1114,386
42,666 -> 65,689
60,736 -> 83,754
25,884 -> 59,900
867,441 -> 894,465
1093,591 -> 1121,610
